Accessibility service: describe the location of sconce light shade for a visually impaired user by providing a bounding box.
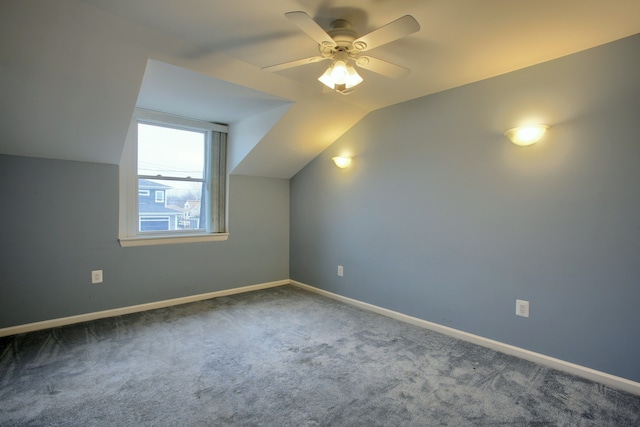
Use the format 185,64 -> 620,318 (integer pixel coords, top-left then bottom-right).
504,125 -> 549,146
332,156 -> 352,168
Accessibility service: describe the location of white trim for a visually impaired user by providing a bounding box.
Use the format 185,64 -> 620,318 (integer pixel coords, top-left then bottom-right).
289,280 -> 640,396
4,278 -> 638,396
0,280 -> 287,338
119,232 -> 229,247
135,108 -> 228,133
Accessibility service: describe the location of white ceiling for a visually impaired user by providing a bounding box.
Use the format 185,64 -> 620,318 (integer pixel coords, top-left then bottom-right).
2,0 -> 640,178
136,60 -> 292,125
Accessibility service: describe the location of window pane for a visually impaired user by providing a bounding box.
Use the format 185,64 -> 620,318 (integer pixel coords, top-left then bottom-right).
140,216 -> 170,232
138,178 -> 205,232
138,123 -> 205,179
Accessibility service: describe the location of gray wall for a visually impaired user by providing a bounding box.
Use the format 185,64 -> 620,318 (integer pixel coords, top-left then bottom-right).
0,155 -> 289,328
290,34 -> 640,382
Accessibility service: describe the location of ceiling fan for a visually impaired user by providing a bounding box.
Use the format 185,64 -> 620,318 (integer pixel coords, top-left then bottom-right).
262,11 -> 420,94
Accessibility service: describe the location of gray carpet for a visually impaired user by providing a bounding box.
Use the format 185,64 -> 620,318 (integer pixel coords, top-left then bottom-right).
1,285 -> 639,426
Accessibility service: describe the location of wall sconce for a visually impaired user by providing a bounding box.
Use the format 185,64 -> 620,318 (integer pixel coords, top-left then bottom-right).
332,156 -> 352,168
504,125 -> 549,146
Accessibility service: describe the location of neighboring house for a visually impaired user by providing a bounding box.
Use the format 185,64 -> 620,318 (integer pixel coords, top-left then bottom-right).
138,179 -> 201,231
179,200 -> 202,230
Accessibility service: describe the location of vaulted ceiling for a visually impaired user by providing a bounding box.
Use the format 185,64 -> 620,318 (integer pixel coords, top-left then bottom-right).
2,0 -> 640,178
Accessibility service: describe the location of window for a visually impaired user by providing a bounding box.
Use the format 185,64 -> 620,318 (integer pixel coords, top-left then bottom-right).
154,190 -> 165,203
119,109 -> 228,247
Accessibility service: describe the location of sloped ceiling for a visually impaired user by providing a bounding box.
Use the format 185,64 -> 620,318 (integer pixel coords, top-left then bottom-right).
136,60 -> 293,126
1,0 -> 640,178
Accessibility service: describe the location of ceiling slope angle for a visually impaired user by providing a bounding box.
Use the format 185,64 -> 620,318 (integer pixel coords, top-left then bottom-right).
0,0 -> 149,165
4,0 -> 640,178
75,0 -> 640,112
134,59 -> 299,177
135,59 -> 293,126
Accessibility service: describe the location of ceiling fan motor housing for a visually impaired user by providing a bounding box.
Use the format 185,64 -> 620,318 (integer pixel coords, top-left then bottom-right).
319,19 -> 359,57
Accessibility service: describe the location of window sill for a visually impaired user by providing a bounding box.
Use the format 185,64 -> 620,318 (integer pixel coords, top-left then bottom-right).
118,233 -> 229,247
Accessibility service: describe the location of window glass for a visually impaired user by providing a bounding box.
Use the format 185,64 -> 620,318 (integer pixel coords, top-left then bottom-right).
138,123 -> 205,179
137,123 -> 207,233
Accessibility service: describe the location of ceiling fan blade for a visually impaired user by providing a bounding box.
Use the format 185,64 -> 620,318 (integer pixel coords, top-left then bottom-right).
355,56 -> 410,79
352,15 -> 420,51
262,56 -> 329,72
285,11 -> 337,48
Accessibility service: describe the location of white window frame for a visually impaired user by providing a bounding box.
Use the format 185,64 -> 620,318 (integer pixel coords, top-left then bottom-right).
119,108 -> 229,247
154,190 -> 165,203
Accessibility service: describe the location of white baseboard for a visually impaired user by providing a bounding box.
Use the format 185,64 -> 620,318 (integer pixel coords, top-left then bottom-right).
3,278 -> 638,396
0,280 -> 288,338
290,280 -> 640,396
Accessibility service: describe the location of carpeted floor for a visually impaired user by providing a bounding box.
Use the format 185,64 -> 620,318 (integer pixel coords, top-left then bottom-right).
1,285 -> 639,426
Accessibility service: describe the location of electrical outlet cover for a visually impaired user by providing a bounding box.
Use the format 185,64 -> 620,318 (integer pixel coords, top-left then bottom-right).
92,270 -> 103,284
516,299 -> 529,317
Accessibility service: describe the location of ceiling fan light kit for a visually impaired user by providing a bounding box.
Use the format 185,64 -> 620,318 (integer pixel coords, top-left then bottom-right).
318,52 -> 363,92
263,11 -> 420,94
